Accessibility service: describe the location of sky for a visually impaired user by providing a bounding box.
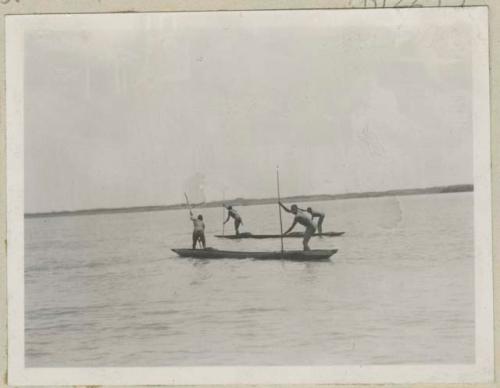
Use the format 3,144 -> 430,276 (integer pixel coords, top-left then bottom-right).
23,9 -> 475,213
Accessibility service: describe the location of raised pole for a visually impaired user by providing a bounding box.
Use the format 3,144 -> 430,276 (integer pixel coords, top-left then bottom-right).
184,192 -> 191,213
222,190 -> 225,236
276,166 -> 284,255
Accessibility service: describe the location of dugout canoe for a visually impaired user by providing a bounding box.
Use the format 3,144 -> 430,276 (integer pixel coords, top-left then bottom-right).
171,248 -> 337,261
214,231 -> 344,239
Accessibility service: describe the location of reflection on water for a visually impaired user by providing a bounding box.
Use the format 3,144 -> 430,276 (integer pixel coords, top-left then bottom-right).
25,192 -> 474,366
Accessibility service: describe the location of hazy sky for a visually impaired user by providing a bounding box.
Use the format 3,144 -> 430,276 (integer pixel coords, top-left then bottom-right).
24,9 -> 474,213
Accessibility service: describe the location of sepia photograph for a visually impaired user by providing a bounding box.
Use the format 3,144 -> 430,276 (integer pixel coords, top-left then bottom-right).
6,6 -> 492,385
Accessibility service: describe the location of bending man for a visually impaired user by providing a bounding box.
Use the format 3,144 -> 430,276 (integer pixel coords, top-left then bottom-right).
279,202 -> 316,251
190,210 -> 206,249
300,207 -> 325,235
223,205 -> 243,236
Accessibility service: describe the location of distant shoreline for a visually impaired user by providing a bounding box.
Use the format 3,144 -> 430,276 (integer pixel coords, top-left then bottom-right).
25,184 -> 473,219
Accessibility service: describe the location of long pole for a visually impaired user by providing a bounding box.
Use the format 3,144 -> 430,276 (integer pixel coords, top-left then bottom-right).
222,191 -> 225,236
184,192 -> 191,212
276,166 -> 284,255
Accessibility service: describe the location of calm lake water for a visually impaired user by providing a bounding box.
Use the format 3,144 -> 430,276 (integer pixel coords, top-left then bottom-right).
25,192 -> 474,366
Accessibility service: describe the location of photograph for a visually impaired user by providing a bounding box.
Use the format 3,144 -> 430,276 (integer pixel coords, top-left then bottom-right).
6,6 -> 493,385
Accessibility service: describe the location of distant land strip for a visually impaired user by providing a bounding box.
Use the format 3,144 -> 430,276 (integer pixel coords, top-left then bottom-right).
25,184 -> 473,218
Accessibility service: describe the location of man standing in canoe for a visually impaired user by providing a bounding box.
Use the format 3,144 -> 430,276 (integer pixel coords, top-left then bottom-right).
299,206 -> 326,235
189,210 -> 206,249
223,205 -> 243,236
279,202 -> 316,251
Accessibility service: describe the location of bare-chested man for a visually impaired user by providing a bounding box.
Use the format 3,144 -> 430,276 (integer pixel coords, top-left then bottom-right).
190,210 -> 206,249
223,205 -> 243,236
299,207 -> 325,235
279,202 -> 316,251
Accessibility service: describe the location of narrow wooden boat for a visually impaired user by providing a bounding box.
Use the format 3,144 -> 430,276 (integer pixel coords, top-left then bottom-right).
214,231 -> 345,239
171,248 -> 337,261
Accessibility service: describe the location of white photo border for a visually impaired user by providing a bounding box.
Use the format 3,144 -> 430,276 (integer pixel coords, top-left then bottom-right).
6,6 -> 493,385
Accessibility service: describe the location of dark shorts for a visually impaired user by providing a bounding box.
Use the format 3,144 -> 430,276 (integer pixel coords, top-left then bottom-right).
304,225 -> 316,238
302,225 -> 316,250
192,230 -> 206,247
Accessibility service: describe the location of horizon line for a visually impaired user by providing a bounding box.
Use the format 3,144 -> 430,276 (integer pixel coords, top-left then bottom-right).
24,183 -> 474,219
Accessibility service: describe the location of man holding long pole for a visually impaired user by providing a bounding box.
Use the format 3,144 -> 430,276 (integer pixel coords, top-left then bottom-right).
185,193 -> 206,249
223,205 -> 243,236
279,202 -> 316,251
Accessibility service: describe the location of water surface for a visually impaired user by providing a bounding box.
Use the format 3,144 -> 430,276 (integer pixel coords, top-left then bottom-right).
25,192 -> 474,366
